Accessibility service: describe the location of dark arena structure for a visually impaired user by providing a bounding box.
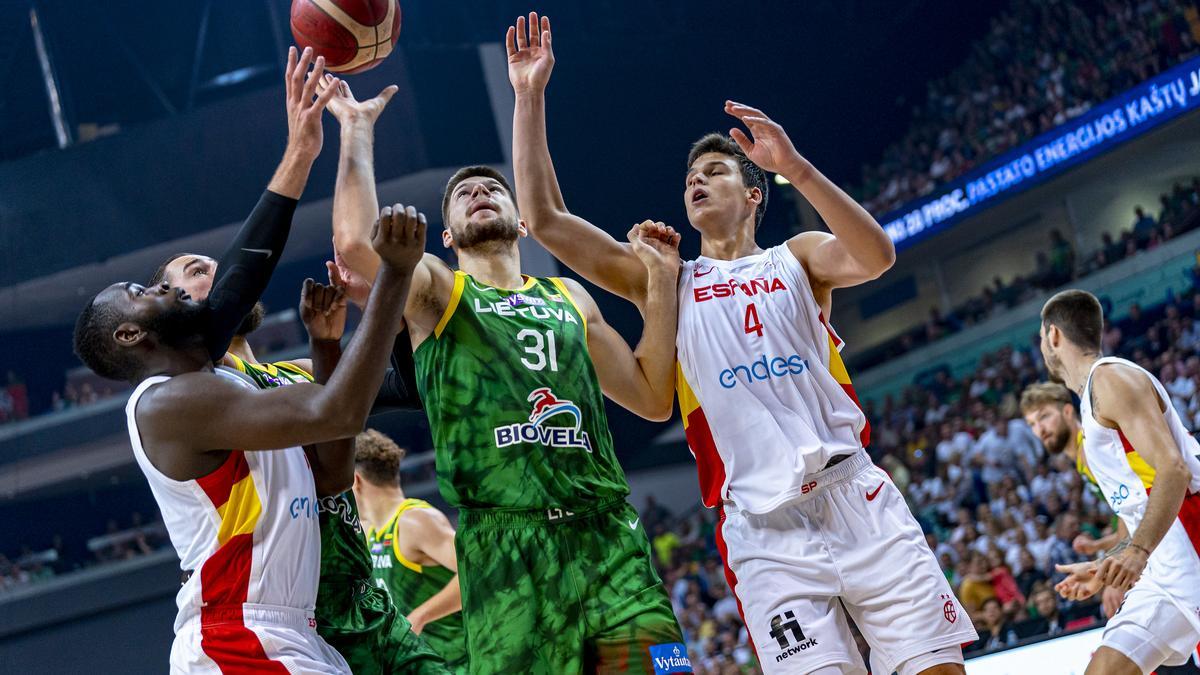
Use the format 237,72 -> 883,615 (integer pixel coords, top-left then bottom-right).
4,1 -> 1200,673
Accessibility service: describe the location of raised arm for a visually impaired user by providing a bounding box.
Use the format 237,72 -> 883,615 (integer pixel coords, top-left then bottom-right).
298,279 -> 356,496
203,47 -> 340,362
723,102 -> 896,293
567,222 -> 681,421
509,12 -> 649,306
138,208 -> 428,477
1091,363 -> 1193,592
397,507 -> 462,635
323,79 -> 444,334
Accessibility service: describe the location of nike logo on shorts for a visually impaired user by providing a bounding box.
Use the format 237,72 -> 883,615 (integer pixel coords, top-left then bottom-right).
628,517 -> 640,530
866,481 -> 884,501
241,247 -> 273,259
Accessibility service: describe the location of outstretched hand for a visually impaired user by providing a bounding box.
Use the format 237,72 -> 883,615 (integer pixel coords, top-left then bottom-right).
318,75 -> 398,126
507,11 -> 554,94
300,278 -> 348,342
372,204 -> 428,274
1054,561 -> 1104,601
725,101 -> 806,179
326,245 -> 373,309
284,46 -> 341,161
627,221 -> 682,276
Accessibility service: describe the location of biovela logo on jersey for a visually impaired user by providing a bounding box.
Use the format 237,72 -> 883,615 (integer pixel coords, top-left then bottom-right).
648,643 -> 692,674
719,353 -> 811,389
494,388 -> 593,452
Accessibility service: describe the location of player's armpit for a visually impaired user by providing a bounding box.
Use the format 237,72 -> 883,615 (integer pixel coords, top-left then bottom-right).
135,373 -> 362,469
787,231 -> 887,291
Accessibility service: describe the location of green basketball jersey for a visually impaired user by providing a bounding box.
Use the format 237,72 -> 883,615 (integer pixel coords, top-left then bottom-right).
367,498 -> 468,666
414,272 -> 629,510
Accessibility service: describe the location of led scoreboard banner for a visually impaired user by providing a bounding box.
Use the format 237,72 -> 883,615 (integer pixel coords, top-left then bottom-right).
879,55 -> 1200,251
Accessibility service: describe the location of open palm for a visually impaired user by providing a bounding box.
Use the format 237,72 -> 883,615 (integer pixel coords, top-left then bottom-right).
725,101 -> 803,175
507,12 -> 554,94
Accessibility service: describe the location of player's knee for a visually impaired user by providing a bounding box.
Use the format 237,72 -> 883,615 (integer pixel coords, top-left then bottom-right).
1086,646 -> 1145,675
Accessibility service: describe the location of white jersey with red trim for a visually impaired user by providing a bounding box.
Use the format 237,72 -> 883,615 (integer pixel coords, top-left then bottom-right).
675,244 -> 869,515
126,371 -> 322,633
1079,356 -> 1200,630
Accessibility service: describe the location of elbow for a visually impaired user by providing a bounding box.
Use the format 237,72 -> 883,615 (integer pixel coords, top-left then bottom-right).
870,241 -> 897,278
638,398 -> 675,423
333,229 -> 373,260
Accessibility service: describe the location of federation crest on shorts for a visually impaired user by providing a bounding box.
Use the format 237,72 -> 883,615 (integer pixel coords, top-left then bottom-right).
940,593 -> 958,623
493,387 -> 593,452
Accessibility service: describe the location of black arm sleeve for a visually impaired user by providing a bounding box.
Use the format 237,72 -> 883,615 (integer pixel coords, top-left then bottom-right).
203,190 -> 298,362
370,329 -> 423,412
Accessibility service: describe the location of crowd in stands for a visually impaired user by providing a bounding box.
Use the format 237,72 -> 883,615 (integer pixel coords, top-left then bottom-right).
0,511 -> 168,595
852,176 -> 1200,372
856,0 -> 1200,217
0,370 -> 29,425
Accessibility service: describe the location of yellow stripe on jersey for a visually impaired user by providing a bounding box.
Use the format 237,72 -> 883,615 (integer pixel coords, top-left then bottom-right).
1075,429 -> 1154,489
216,474 -> 262,547
388,498 -> 432,573
676,362 -> 701,427
825,333 -> 852,385
434,271 -> 466,338
549,277 -> 587,337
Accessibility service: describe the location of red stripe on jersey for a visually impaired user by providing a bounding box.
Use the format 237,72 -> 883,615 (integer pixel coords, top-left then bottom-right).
196,451 -> 250,510
1178,491 -> 1200,557
199,533 -> 288,673
1116,430 -> 1137,454
716,506 -> 758,662
839,382 -> 872,449
685,407 -> 727,509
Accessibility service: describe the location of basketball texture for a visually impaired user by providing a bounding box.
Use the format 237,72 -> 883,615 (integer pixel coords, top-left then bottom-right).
290,0 -> 401,74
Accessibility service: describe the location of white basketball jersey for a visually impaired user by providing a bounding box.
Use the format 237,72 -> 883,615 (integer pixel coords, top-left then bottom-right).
675,244 -> 869,515
126,371 -> 322,633
1079,357 -> 1200,627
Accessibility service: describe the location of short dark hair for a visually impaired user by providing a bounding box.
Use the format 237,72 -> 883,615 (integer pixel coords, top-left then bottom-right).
354,429 -> 406,486
73,292 -> 139,382
148,253 -> 189,287
1042,290 -> 1103,352
687,133 -> 770,229
442,166 -> 513,223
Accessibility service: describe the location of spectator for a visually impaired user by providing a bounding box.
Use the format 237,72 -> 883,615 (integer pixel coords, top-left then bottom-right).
958,553 -> 997,617
970,597 -> 1019,654
1132,205 -> 1157,242
1019,588 -> 1068,639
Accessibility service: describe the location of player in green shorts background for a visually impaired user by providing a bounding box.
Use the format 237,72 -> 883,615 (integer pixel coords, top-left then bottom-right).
323,70 -> 692,673
154,253 -> 448,675
353,429 -> 469,672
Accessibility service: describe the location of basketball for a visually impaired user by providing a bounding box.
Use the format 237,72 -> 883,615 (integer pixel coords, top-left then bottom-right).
290,0 -> 401,74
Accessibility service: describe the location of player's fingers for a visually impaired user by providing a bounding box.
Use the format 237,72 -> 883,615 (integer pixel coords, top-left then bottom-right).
302,57 -> 326,105
375,85 -> 399,107
506,26 -> 517,59
285,46 -> 298,98
542,15 -> 551,49
405,204 -> 418,229
293,47 -> 313,99
326,260 -> 341,286
726,100 -> 765,118
313,76 -> 340,111
729,127 -> 754,154
516,15 -> 528,50
529,12 -> 540,48
390,204 -> 405,241
415,212 -> 428,243
302,277 -> 314,305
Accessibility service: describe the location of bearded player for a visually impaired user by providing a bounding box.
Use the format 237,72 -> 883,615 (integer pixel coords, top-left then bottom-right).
510,13 -> 975,674
1040,290 -> 1200,675
1020,382 -> 1147,619
153,252 -> 448,674
323,76 -> 690,672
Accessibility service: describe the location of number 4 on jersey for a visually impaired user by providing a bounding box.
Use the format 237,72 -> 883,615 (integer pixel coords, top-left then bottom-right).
744,303 -> 764,337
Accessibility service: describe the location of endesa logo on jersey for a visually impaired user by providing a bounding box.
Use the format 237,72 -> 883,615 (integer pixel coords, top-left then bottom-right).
693,276 -> 787,303
494,388 -> 593,452
719,354 -> 811,389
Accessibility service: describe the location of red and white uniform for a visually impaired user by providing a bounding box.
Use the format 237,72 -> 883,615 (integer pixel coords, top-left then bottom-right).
1080,357 -> 1200,673
126,371 -> 349,674
675,245 -> 975,674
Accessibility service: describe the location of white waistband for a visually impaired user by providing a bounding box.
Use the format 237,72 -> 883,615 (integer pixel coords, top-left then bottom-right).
722,450 -> 872,515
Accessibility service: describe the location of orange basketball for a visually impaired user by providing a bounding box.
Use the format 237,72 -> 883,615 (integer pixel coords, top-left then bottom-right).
290,0 -> 401,74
